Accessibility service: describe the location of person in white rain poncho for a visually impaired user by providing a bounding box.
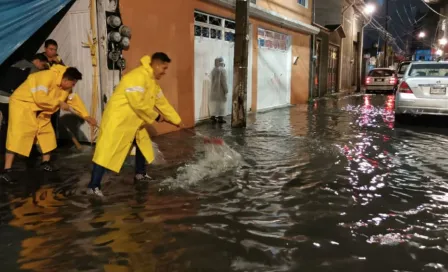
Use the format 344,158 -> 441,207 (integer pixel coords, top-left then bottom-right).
209,57 -> 228,123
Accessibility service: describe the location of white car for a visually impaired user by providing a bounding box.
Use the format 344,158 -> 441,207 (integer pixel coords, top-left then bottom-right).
396,61 -> 412,82
365,68 -> 398,93
395,61 -> 448,121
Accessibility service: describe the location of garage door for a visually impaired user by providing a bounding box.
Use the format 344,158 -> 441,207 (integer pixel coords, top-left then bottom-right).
257,28 -> 291,111
194,11 -> 253,121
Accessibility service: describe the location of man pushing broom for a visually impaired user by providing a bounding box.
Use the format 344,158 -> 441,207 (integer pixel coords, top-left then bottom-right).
88,53 -> 182,197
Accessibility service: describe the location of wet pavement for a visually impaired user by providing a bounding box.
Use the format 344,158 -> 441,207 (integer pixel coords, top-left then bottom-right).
2,94 -> 448,271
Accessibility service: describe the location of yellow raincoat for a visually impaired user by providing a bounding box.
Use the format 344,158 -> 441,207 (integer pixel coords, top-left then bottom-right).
6,65 -> 89,157
93,55 -> 181,173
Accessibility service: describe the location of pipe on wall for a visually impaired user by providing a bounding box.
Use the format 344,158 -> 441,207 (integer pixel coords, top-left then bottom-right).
309,0 -> 316,100
357,9 -> 373,92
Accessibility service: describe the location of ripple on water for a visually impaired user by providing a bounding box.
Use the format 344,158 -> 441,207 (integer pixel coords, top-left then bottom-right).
4,95 -> 448,271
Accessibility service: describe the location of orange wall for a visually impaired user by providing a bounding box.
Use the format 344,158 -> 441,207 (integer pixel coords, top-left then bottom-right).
120,0 -> 195,134
120,0 -> 311,134
257,0 -> 312,24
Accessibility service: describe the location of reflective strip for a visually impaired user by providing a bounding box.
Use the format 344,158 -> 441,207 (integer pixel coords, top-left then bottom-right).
156,90 -> 164,99
125,86 -> 144,93
30,85 -> 49,94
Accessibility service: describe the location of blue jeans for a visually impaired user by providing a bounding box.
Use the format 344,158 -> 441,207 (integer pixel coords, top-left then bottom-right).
88,142 -> 146,189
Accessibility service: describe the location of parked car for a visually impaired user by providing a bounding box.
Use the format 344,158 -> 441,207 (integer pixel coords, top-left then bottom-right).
396,61 -> 412,81
395,61 -> 448,122
365,68 -> 398,93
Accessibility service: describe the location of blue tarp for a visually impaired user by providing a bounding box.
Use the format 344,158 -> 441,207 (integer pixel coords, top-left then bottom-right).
0,0 -> 73,65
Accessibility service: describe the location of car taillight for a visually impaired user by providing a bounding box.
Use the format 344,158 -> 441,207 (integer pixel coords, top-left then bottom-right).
398,81 -> 412,93
389,77 -> 397,84
366,77 -> 372,84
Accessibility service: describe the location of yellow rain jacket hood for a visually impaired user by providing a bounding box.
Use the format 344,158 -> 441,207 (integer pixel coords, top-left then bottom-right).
93,55 -> 181,173
7,65 -> 89,157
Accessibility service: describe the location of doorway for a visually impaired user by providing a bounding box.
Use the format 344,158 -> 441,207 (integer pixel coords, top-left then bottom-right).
328,45 -> 339,93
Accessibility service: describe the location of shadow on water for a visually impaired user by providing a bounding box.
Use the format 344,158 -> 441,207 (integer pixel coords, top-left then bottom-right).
3,94 -> 448,271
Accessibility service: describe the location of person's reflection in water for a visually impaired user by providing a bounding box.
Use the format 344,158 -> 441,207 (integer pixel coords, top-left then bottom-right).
210,57 -> 228,124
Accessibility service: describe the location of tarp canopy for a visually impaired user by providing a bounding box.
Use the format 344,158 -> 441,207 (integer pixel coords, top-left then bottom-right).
0,0 -> 73,65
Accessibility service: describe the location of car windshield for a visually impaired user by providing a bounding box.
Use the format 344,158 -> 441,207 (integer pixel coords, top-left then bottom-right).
398,63 -> 410,74
368,70 -> 394,77
408,63 -> 448,77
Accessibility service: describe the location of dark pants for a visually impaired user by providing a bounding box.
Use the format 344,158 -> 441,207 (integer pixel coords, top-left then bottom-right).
88,142 -> 146,189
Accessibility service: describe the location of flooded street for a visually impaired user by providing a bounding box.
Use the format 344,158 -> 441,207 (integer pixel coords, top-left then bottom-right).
3,93 -> 448,271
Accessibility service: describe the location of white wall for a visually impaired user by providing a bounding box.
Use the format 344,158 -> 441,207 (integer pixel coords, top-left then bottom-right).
38,0 -> 101,142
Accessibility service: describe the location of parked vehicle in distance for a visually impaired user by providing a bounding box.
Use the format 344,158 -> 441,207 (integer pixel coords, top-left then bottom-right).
397,61 -> 412,81
395,61 -> 448,122
365,68 -> 398,93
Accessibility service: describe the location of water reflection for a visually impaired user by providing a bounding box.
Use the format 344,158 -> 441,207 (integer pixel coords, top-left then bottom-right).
3,94 -> 448,271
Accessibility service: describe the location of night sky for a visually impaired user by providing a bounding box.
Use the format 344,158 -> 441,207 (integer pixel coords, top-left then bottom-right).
364,0 -> 429,53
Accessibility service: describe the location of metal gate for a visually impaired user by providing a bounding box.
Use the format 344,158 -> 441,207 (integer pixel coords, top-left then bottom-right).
328,45 -> 339,93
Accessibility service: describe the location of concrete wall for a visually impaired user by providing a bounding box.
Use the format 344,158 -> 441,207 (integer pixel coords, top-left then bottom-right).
120,0 -> 312,134
257,0 -> 312,23
314,0 -> 342,26
315,30 -> 329,97
339,0 -> 362,91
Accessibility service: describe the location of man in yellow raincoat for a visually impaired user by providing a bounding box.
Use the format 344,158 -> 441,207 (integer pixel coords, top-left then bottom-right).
0,65 -> 97,183
88,53 -> 182,197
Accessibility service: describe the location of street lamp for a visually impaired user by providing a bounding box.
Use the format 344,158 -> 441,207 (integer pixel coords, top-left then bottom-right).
418,32 -> 426,38
364,3 -> 376,15
440,38 -> 448,46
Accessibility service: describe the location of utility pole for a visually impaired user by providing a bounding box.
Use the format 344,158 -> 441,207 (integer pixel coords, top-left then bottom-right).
383,0 -> 389,67
231,0 -> 250,128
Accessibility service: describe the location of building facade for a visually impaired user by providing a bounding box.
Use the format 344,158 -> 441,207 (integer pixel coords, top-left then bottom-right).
1,0 -> 319,141
119,0 -> 319,132
313,0 -> 364,97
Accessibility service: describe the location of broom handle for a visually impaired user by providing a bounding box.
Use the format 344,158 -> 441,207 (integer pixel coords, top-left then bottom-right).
153,106 -> 207,138
63,125 -> 83,150
68,107 -> 99,128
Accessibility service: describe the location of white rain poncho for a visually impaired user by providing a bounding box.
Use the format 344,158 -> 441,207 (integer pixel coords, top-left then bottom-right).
209,57 -> 228,117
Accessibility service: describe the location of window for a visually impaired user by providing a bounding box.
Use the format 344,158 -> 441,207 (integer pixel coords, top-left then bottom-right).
225,32 -> 235,42
298,0 -> 307,8
368,69 -> 394,77
210,29 -> 222,39
224,20 -> 236,30
194,11 -> 235,43
398,63 -> 410,74
194,25 -> 201,36
201,27 -> 210,38
408,64 -> 448,77
209,15 -> 222,27
194,12 -> 207,23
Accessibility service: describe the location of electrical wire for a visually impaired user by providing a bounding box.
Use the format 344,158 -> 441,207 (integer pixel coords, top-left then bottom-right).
420,0 -> 448,18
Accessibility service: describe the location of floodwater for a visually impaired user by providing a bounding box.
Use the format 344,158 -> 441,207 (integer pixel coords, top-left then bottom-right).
2,94 -> 448,271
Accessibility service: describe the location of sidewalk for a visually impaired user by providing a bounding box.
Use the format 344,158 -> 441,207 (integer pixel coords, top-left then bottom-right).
318,86 -> 365,100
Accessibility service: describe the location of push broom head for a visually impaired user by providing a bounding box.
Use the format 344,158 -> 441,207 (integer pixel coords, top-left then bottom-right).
203,137 -> 224,145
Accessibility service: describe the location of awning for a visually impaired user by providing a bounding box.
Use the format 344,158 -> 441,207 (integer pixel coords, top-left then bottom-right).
202,0 -> 320,35
0,0 -> 73,65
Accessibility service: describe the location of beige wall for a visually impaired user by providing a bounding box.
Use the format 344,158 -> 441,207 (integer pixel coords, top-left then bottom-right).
120,0 -> 312,134
257,0 -> 312,23
340,4 -> 361,91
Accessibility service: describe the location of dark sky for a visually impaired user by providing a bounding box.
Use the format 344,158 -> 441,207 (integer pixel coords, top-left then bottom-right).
364,0 -> 429,53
